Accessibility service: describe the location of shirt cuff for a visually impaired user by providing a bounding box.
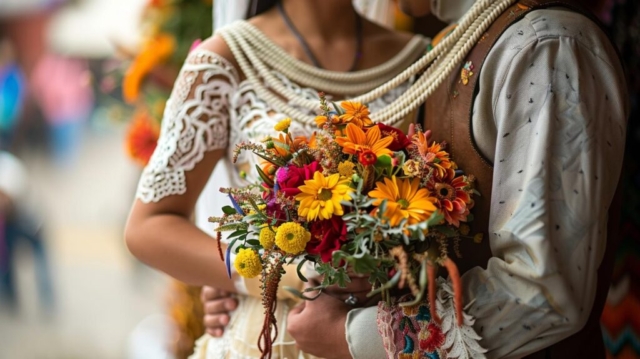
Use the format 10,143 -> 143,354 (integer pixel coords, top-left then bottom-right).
346,306 -> 386,359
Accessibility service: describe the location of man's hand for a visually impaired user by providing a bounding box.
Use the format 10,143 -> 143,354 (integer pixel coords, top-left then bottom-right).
201,286 -> 238,337
287,285 -> 353,359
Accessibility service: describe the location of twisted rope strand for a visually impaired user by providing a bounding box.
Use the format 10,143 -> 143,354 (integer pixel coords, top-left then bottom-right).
217,0 -> 517,126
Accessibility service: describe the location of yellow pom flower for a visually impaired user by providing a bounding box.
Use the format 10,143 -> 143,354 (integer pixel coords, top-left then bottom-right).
234,248 -> 262,278
338,161 -> 356,177
275,222 -> 311,254
274,118 -> 292,132
259,226 -> 276,249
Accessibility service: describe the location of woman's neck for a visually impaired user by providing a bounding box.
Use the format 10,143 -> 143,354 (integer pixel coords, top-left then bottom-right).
279,0 -> 357,41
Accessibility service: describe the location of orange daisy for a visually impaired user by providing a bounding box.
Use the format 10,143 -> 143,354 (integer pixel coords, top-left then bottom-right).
335,123 -> 393,157
339,101 -> 373,128
369,176 -> 437,227
413,131 -> 454,178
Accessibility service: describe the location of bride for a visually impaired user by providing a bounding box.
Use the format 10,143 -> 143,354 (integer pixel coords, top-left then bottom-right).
124,0 -> 428,357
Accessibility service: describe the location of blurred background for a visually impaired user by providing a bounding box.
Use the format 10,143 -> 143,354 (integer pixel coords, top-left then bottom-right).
0,0 -> 638,358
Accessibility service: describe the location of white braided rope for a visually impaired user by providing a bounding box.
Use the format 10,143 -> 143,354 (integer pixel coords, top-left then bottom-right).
371,0 -> 515,124
239,23 -> 428,86
246,33 -> 428,94
219,0 -> 517,126
220,29 -> 315,122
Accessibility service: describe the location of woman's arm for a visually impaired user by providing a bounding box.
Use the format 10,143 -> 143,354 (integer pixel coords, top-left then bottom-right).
125,36 -> 241,293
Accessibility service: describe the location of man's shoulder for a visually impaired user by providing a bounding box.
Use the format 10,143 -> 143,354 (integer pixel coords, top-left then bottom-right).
505,8 -> 612,55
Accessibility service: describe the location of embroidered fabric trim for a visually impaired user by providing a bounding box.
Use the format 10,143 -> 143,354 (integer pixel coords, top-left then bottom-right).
376,278 -> 487,359
136,51 -> 239,203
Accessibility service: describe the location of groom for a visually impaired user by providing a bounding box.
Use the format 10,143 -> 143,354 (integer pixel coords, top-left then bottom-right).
203,0 -> 628,358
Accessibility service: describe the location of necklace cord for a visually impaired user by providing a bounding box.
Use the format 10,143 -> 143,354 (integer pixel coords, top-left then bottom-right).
276,1 -> 363,72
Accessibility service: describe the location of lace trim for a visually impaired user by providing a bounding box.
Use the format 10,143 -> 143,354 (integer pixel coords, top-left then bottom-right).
136,51 -> 239,203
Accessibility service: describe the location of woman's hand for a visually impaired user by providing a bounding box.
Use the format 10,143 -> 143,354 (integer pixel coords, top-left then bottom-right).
201,286 -> 238,337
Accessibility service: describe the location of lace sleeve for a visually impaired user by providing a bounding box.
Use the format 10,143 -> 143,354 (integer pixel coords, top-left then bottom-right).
136,50 -> 240,203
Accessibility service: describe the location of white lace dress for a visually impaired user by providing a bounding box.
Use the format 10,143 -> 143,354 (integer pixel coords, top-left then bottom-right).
135,25 -> 426,359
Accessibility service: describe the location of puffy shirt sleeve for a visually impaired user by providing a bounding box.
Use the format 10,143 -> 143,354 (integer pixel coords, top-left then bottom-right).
461,12 -> 628,359
346,10 -> 628,359
135,50 -> 239,203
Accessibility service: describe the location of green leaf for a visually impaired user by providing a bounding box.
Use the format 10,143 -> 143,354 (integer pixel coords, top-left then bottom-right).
332,102 -> 345,115
296,259 -> 308,283
222,206 -> 237,215
351,253 -> 379,274
255,152 -> 286,167
374,155 -> 393,173
273,140 -> 290,153
394,151 -> 406,166
247,197 -> 268,220
246,239 -> 261,246
255,165 -> 274,187
228,237 -> 240,254
334,268 -> 351,288
227,230 -> 248,239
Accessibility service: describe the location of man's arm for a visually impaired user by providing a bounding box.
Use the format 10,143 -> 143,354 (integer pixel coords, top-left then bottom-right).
460,11 -> 627,358
341,11 -> 628,359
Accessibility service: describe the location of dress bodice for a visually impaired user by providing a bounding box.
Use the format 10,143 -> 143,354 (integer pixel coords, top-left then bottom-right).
134,23 -> 426,238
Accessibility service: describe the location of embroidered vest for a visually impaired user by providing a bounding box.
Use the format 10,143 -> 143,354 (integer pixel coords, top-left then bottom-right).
423,1 -> 624,357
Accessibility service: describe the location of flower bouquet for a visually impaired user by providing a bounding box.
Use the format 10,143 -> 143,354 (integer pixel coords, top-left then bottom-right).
210,95 -> 486,359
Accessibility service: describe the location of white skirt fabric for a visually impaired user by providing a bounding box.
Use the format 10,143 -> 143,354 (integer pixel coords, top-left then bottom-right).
190,295 -> 319,359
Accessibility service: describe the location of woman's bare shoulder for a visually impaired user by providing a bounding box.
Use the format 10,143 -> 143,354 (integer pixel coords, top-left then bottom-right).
192,35 -> 241,71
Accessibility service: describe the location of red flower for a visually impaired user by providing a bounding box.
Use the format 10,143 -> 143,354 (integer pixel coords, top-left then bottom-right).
358,150 -> 377,166
307,216 -> 348,263
264,195 -> 288,224
377,123 -> 411,151
419,323 -> 445,353
276,161 -> 321,197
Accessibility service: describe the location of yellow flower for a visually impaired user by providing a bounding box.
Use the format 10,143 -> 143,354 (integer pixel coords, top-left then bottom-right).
335,124 -> 393,157
340,101 -> 373,128
275,222 -> 311,254
234,248 -> 262,278
274,118 -> 291,132
369,176 -> 437,227
296,172 -> 353,221
338,161 -> 356,177
259,226 -> 276,249
402,159 -> 421,177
